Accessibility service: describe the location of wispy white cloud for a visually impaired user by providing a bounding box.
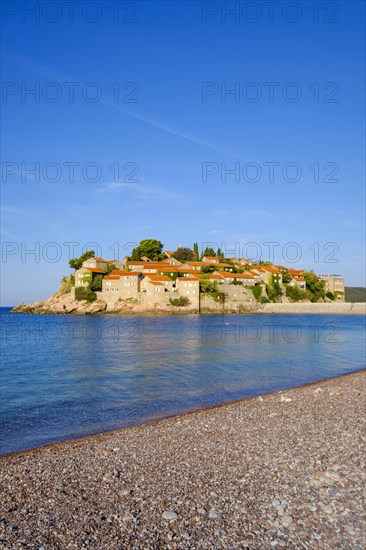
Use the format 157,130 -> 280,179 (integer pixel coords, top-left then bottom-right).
240,209 -> 277,221
209,230 -> 225,235
212,209 -> 229,217
341,218 -> 365,229
0,227 -> 18,240
95,181 -> 182,201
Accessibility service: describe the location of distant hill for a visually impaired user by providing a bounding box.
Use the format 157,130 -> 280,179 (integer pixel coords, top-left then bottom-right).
345,287 -> 366,302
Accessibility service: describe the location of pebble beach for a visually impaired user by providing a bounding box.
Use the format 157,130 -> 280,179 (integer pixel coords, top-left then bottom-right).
1,370 -> 365,549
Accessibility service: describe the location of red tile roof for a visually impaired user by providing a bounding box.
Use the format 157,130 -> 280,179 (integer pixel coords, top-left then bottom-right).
110,270 -> 140,277
144,274 -> 172,282
217,272 -> 253,279
85,267 -> 105,274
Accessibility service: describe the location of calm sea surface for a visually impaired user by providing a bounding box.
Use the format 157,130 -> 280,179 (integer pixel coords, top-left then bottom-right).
0,308 -> 365,455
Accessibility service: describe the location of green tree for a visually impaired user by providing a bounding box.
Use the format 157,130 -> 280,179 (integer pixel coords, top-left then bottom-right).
303,272 -> 325,302
173,247 -> 195,262
89,275 -> 103,292
131,239 -> 164,261
193,242 -> 199,261
252,284 -> 262,301
285,285 -> 309,302
266,274 -> 282,302
199,273 -> 218,293
201,247 -> 216,259
201,265 -> 216,274
75,287 -> 97,302
282,270 -> 291,284
105,263 -> 116,275
69,250 -> 95,271
217,248 -> 225,261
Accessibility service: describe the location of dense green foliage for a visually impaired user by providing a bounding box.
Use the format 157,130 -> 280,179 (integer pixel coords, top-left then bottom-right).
75,287 -> 97,302
193,242 -> 199,260
69,250 -> 95,270
266,275 -> 282,302
105,263 -> 116,275
326,291 -> 336,301
199,274 -> 218,293
131,239 -> 164,261
201,265 -> 216,274
89,275 -> 103,292
169,296 -> 190,307
285,285 -> 309,302
282,270 -> 291,284
201,247 -> 216,258
173,247 -> 195,262
303,272 -> 325,302
252,284 -> 262,301
345,287 -> 366,302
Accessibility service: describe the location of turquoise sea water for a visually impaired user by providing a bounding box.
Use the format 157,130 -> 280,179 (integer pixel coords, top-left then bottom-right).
0,308 -> 365,455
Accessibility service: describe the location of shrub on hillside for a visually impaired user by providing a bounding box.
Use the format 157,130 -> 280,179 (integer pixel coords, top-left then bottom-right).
252,284 -> 262,301
75,287 -> 97,302
169,296 -> 190,307
285,285 -> 308,302
59,275 -> 74,295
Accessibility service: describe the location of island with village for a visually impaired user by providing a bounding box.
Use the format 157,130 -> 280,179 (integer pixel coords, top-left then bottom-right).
13,238 -> 363,315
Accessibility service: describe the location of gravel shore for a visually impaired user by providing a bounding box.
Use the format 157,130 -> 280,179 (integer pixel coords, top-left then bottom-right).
1,371 -> 365,549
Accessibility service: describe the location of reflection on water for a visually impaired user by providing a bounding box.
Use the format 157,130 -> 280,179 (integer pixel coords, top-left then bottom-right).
1,309 -> 365,454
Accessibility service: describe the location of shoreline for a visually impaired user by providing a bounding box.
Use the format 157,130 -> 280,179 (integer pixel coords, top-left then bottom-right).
8,300 -> 366,316
1,369 -> 364,460
1,370 -> 365,547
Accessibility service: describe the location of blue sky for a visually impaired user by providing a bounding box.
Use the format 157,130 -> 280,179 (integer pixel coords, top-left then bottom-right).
1,0 -> 365,305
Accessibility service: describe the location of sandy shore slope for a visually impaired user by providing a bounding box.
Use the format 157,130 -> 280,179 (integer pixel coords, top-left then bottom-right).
1,371 -> 365,548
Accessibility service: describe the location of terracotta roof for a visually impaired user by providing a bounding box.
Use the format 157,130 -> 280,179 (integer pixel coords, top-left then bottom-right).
85,267 -> 105,274
93,258 -> 107,263
203,256 -> 217,260
144,274 -> 172,282
259,266 -> 281,274
164,250 -> 175,255
110,270 -> 140,277
178,269 -> 201,274
104,275 -> 120,280
186,261 -> 205,266
156,266 -> 178,272
208,273 -> 224,279
217,272 -> 252,279
176,277 -> 199,282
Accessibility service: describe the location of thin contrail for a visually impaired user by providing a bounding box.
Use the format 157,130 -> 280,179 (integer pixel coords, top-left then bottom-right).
1,50 -> 245,159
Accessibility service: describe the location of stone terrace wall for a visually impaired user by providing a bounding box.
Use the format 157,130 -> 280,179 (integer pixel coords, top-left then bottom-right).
261,302 -> 366,315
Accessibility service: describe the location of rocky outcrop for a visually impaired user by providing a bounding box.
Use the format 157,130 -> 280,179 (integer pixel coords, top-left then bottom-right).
12,291 -> 107,315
